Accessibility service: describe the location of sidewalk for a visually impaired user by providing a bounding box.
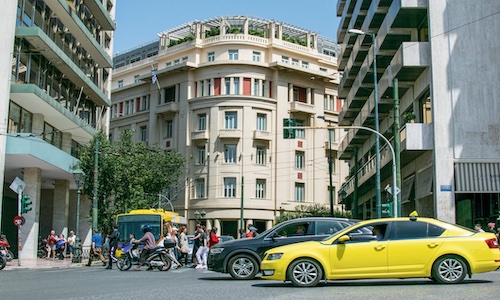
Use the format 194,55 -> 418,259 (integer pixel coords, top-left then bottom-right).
2,257 -> 87,270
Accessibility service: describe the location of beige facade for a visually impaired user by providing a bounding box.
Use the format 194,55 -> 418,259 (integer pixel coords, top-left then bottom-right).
111,16 -> 346,237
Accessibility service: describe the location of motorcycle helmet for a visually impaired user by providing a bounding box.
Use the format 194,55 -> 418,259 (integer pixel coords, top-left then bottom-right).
142,224 -> 152,233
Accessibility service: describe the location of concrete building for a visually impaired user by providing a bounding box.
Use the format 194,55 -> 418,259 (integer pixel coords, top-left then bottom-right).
336,0 -> 500,226
0,0 -> 115,259
111,16 -> 345,237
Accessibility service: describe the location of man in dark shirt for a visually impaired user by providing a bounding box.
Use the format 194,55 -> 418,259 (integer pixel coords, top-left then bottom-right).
106,225 -> 120,269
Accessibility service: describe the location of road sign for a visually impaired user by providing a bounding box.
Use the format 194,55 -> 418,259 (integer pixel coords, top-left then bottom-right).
13,215 -> 24,227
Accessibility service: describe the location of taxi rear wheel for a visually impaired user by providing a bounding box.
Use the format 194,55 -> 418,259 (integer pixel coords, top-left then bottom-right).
228,254 -> 259,280
432,255 -> 467,284
287,258 -> 323,287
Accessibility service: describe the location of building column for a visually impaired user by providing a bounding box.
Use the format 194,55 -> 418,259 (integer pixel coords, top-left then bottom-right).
61,132 -> 72,154
266,220 -> 273,230
53,180 -> 70,237
21,167 -> 42,259
213,219 -> 221,235
307,87 -> 312,104
205,219 -> 212,231
288,83 -> 294,102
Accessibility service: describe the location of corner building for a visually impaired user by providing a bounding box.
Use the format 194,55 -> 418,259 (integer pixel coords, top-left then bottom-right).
0,0 -> 115,259
111,16 -> 344,236
336,0 -> 500,225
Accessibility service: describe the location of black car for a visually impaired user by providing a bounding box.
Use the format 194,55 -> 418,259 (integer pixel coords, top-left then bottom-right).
207,217 -> 370,279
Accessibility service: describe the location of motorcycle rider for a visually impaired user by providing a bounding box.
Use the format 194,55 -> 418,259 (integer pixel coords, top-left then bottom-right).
133,224 -> 155,271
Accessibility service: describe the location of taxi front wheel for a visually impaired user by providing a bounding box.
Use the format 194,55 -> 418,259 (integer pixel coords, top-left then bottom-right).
432,255 -> 467,284
287,258 -> 323,287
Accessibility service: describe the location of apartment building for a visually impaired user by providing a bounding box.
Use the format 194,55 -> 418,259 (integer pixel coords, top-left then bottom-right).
0,0 -> 115,259
336,0 -> 500,226
111,16 -> 344,237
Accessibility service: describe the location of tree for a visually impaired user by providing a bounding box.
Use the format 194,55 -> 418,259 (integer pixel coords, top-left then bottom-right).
276,203 -> 352,224
75,130 -> 185,232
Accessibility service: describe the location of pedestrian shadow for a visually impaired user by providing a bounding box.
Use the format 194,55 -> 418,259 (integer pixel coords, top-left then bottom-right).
252,279 -> 492,288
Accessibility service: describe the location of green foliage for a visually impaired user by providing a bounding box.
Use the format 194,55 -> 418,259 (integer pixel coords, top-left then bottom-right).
276,203 -> 352,224
403,112 -> 416,123
282,34 -> 307,47
75,131 -> 185,233
248,28 -> 265,37
227,27 -> 242,34
168,34 -> 195,47
205,28 -> 220,37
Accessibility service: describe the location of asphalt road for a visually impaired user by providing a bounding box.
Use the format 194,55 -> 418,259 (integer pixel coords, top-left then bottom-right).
1,266 -> 499,300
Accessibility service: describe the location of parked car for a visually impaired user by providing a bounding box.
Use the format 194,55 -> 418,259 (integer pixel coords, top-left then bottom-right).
260,215 -> 500,287
207,217 -> 367,279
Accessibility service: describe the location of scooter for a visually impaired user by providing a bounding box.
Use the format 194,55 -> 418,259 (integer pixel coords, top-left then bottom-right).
37,236 -> 48,258
0,255 -> 5,270
117,241 -> 173,271
0,236 -> 14,262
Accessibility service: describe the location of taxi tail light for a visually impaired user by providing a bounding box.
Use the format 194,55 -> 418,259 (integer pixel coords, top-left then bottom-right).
485,238 -> 499,249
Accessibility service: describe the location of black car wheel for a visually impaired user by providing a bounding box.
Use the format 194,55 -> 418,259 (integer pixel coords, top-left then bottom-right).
287,258 -> 323,287
228,254 -> 259,280
432,255 -> 467,284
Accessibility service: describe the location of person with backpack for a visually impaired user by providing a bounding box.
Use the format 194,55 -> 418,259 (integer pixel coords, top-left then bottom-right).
106,224 -> 120,269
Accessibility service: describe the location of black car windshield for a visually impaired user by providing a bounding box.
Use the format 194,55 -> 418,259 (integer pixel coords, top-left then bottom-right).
320,222 -> 362,241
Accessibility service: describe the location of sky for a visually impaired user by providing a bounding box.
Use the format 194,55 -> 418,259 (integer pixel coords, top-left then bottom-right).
113,0 -> 341,55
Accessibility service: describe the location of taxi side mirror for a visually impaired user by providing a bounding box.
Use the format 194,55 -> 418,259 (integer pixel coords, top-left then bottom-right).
337,235 -> 351,243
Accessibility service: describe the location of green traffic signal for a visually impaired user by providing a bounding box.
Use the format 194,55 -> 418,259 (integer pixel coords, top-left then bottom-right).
381,202 -> 393,217
21,194 -> 32,214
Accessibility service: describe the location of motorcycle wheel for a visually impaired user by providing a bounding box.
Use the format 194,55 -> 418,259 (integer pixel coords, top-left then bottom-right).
6,251 -> 14,262
0,256 -> 5,271
38,249 -> 46,259
158,254 -> 171,271
117,257 -> 132,271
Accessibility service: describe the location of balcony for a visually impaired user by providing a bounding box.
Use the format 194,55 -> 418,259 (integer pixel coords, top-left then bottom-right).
402,123 -> 433,151
82,0 -> 116,30
219,129 -> 242,139
253,130 -> 272,141
191,130 -> 209,141
289,101 -> 316,115
156,102 -> 179,115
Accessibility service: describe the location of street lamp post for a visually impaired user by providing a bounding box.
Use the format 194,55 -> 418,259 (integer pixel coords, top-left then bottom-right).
318,116 -> 334,216
72,169 -> 86,263
348,28 -> 382,218
194,210 -> 206,224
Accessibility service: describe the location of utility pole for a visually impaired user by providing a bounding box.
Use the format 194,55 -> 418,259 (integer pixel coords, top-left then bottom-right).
393,78 -> 402,216
92,136 -> 99,229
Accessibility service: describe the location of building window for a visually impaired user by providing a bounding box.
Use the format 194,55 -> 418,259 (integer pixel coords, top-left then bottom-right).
256,113 -> 266,131
8,102 -> 32,133
323,49 -> 337,57
282,56 -> 289,63
295,151 -> 305,169
224,144 -> 237,163
140,126 -> 147,142
229,50 -> 239,60
208,52 -> 215,61
141,95 -> 149,111
196,178 -> 205,198
261,80 -> 266,97
256,179 -> 266,199
201,80 -> 205,97
295,183 -> 305,202
197,146 -> 206,165
253,80 -> 259,96
292,58 -> 299,66
256,147 -> 266,165
174,59 -> 180,65
252,51 -> 261,62
182,56 -> 188,62
134,75 -> 140,83
224,177 -> 237,197
207,80 -> 212,96
225,111 -> 237,129
166,62 -> 172,67
165,120 -> 173,138
164,85 -> 176,103
224,78 -> 231,94
198,113 -> 206,131
301,61 -> 309,68
320,68 -> 327,73
118,80 -> 123,88
295,120 -> 305,138
233,78 -> 239,94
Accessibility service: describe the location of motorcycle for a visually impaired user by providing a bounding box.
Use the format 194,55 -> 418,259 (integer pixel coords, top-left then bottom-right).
0,236 -> 14,262
0,255 -> 5,271
117,241 -> 173,271
37,236 -> 48,258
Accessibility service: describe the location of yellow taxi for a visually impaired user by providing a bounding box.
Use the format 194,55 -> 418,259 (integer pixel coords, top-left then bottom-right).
260,214 -> 500,287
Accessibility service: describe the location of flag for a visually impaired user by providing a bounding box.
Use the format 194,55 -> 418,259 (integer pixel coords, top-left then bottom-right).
151,69 -> 158,84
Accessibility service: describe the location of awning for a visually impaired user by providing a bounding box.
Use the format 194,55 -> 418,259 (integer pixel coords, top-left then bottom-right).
401,175 -> 415,203
455,162 -> 500,193
415,166 -> 433,199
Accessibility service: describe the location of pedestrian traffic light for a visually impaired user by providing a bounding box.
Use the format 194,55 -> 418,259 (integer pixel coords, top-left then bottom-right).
283,118 -> 296,139
21,195 -> 32,214
381,202 -> 393,217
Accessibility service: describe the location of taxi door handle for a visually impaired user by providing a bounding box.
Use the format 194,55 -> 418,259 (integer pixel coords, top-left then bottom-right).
374,245 -> 386,250
428,243 -> 440,248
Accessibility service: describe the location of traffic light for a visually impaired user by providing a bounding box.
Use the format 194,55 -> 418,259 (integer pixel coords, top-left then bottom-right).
381,202 -> 393,217
21,195 -> 32,214
283,118 -> 296,139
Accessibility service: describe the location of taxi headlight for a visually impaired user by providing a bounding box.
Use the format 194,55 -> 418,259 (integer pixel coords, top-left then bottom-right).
267,253 -> 283,260
209,247 -> 224,254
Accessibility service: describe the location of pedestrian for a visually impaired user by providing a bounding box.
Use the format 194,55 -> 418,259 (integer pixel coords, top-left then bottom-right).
209,227 -> 219,248
67,231 -> 76,260
486,222 -> 496,234
106,224 -> 120,269
246,225 -> 258,238
56,234 -> 66,260
133,224 -> 156,271
86,229 -> 107,267
178,226 -> 190,266
190,223 -> 202,265
46,230 -> 58,260
239,229 -> 246,239
171,226 -> 182,268
194,226 -> 208,269
474,224 -> 485,232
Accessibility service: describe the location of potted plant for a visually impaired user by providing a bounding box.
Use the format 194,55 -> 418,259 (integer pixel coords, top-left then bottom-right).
403,112 -> 416,123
